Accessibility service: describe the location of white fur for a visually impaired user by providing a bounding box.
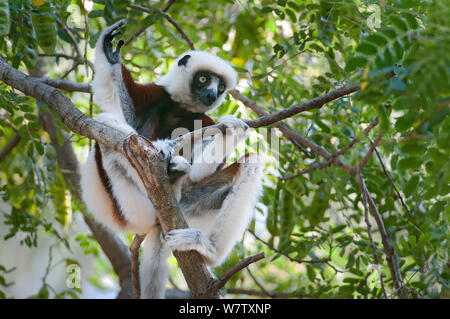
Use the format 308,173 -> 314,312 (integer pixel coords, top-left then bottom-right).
157,51 -> 238,112
81,24 -> 263,299
169,153 -> 264,266
189,115 -> 248,182
91,30 -> 125,118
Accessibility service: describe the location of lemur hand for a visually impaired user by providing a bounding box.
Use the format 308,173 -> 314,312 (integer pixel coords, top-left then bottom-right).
152,139 -> 191,181
103,19 -> 126,65
168,156 -> 191,183
219,115 -> 249,132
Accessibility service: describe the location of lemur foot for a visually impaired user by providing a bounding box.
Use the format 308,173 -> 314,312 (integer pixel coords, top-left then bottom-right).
219,115 -> 249,133
103,19 -> 126,65
164,228 -> 216,259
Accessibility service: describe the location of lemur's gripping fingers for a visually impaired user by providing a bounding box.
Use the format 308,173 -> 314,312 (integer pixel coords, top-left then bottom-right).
103,19 -> 126,65
152,139 -> 176,160
219,115 -> 249,133
168,156 -> 191,183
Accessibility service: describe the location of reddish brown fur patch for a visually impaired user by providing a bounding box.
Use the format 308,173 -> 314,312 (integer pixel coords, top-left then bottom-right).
121,64 -> 165,111
94,143 -> 128,228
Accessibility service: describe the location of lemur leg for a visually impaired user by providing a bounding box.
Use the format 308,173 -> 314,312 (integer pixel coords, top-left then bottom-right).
166,153 -> 263,266
83,113 -> 191,232
140,226 -> 171,299
189,115 -> 249,182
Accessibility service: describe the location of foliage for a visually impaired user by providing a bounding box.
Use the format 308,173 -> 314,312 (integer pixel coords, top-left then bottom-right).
0,0 -> 448,298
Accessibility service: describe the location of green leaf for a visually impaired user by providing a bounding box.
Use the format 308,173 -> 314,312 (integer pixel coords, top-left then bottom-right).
418,233 -> 432,244
402,12 -> 419,30
32,4 -> 57,55
408,235 -> 416,247
0,0 -> 10,36
356,42 -> 378,55
404,175 -> 419,197
390,16 -> 408,32
345,56 -> 368,72
366,34 -> 388,46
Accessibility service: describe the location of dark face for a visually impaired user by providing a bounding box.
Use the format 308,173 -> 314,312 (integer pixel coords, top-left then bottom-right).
190,71 -> 226,107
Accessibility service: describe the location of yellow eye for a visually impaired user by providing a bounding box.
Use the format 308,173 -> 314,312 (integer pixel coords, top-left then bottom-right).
199,76 -> 207,83
219,85 -> 225,92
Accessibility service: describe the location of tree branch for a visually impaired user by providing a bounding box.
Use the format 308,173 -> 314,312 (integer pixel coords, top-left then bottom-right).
230,89 -> 356,174
211,253 -> 265,292
281,117 -> 379,180
38,108 -> 134,299
248,229 -> 330,265
124,1 -> 177,47
130,234 -> 146,299
370,138 -> 411,215
357,172 -> 404,298
358,173 -> 388,298
0,133 -> 21,163
242,84 -> 360,128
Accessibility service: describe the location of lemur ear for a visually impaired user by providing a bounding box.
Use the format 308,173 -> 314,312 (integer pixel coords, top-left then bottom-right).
178,55 -> 191,67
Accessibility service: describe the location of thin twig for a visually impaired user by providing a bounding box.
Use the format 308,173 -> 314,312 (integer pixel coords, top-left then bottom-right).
129,233 -> 146,299
125,1 -> 177,46
159,11 -> 195,50
243,84 -> 361,128
248,229 -> 329,264
0,133 -> 21,163
246,268 -> 271,297
369,138 -> 411,215
358,133 -> 383,170
230,89 -> 356,174
358,173 -> 388,298
226,288 -> 312,299
61,62 -> 81,79
282,117 -> 379,180
212,253 -> 265,292
357,172 -> 405,298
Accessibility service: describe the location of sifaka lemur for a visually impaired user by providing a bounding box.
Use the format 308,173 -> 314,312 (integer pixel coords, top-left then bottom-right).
80,20 -> 263,298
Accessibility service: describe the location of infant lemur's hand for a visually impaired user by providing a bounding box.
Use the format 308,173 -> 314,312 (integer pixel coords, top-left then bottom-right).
219,115 -> 249,133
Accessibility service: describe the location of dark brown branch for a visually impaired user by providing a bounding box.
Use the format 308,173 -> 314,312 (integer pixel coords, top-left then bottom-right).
358,133 -> 383,170
163,0 -> 176,12
38,107 -> 133,299
370,139 -> 411,215
230,89 -> 356,174
243,84 -> 360,128
55,20 -> 93,70
0,133 -> 21,163
247,268 -> 271,297
212,253 -> 265,292
159,11 -> 195,50
130,234 -> 146,299
128,4 -> 195,50
33,78 -> 91,93
358,173 -> 388,298
123,134 -> 217,298
226,288 -> 312,299
124,1 -> 177,47
358,172 -> 404,298
248,229 -> 330,265
282,117 -> 379,180
61,61 -> 81,79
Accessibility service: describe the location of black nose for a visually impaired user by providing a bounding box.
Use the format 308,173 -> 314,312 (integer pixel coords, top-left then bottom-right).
206,91 -> 216,104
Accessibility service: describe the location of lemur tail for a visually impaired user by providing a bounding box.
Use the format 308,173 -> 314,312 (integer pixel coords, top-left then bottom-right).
140,226 -> 170,299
